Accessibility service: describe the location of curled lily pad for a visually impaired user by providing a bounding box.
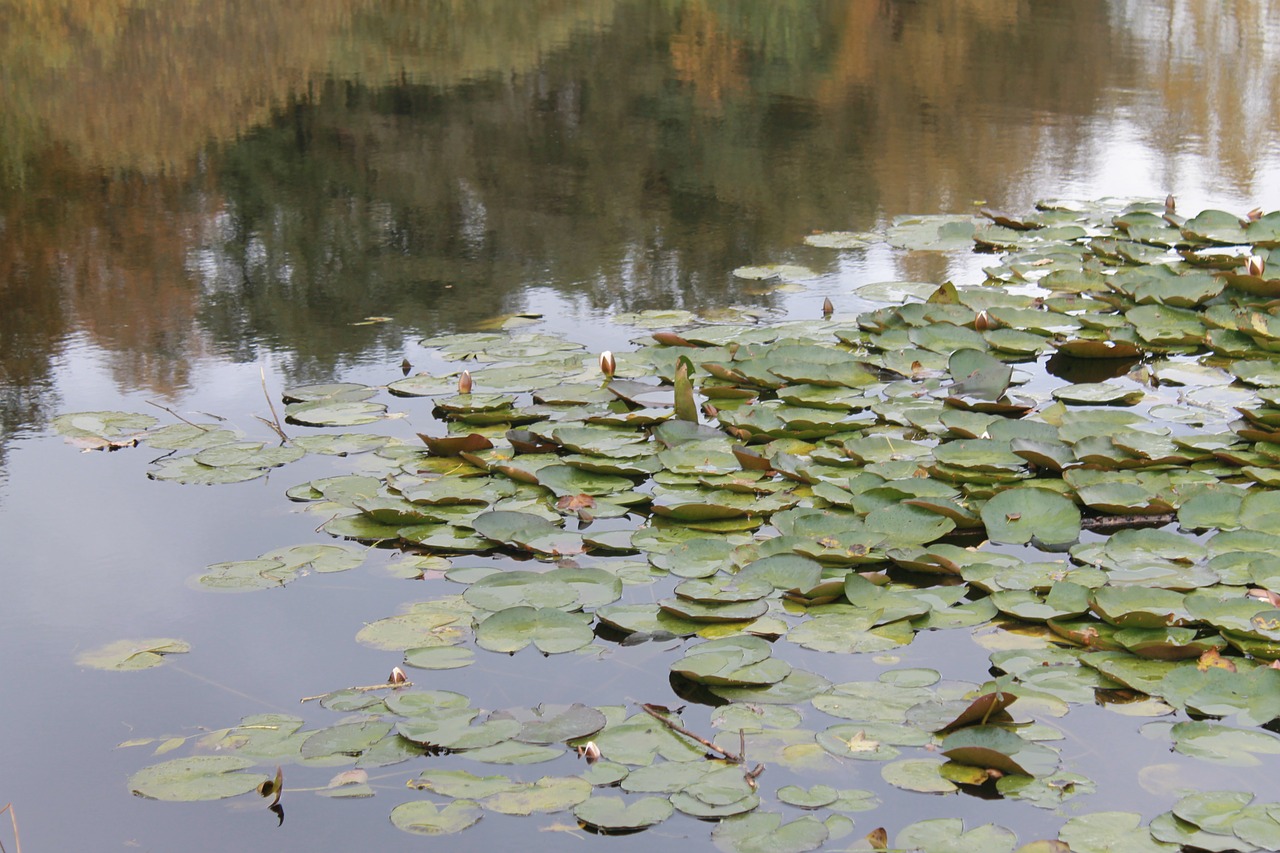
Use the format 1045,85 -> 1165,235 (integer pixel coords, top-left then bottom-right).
940,725 -> 1059,776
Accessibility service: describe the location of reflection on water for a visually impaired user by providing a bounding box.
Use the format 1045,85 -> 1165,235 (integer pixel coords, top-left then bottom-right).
4,2 -> 1280,421
4,3 -> 1280,847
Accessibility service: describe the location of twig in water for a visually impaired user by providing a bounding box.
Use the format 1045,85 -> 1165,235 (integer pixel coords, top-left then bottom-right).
0,802 -> 21,853
300,680 -> 413,704
146,400 -> 209,431
639,703 -> 742,764
258,367 -> 290,443
1080,512 -> 1177,532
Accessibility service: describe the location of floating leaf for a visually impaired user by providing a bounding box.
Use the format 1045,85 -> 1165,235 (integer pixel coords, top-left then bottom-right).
880,758 -> 958,793
895,819 -> 1017,853
77,638 -> 190,671
712,812 -> 829,853
574,795 -> 674,831
1171,721 -> 1280,766
940,725 -> 1059,776
474,606 -> 595,654
128,756 -> 269,801
482,776 -> 591,815
981,488 -> 1081,547
389,800 -> 483,835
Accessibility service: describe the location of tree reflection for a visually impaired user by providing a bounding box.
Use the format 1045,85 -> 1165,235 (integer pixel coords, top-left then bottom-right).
0,0 -> 1277,482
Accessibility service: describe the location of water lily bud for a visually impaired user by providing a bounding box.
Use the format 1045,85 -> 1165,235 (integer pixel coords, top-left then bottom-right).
1248,255 -> 1266,278
973,310 -> 994,331
577,741 -> 601,764
1164,194 -> 1176,214
599,351 -> 616,378
458,370 -> 473,394
389,666 -> 407,685
822,297 -> 834,318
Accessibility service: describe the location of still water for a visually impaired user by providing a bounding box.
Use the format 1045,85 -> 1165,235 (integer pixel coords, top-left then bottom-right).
3,1 -> 1280,849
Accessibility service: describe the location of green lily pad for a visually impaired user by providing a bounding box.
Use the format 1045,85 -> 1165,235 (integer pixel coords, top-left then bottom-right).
1058,811 -> 1178,853
128,756 -> 269,801
940,725 -> 1059,776
474,606 -> 595,654
489,703 -> 607,744
712,812 -> 829,853
895,819 -> 1018,853
77,637 -> 190,671
53,410 -> 159,441
880,758 -> 958,793
389,799 -> 483,835
1171,721 -> 1280,766
410,769 -> 519,799
981,488 -> 1081,547
672,636 -> 791,686
574,795 -> 674,831
1052,382 -> 1145,405
482,776 -> 592,814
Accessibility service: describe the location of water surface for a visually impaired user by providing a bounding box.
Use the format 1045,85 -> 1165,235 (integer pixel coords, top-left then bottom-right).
4,1 -> 1280,849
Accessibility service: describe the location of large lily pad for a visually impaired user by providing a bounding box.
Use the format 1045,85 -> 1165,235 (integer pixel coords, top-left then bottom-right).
475,606 -> 595,654
128,756 -> 269,801
980,488 -> 1081,547
389,800 -> 483,835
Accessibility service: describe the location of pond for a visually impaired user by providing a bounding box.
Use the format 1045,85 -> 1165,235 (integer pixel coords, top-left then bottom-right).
5,1 -> 1280,850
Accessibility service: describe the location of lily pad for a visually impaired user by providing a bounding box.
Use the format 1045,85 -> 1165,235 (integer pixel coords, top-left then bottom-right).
128,756 -> 269,801
712,812 -> 829,853
77,638 -> 190,671
475,607 -> 595,654
574,795 -> 674,831
980,488 -> 1081,547
389,799 -> 483,835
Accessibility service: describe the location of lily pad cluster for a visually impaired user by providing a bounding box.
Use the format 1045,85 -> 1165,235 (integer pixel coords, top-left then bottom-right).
65,198 -> 1280,850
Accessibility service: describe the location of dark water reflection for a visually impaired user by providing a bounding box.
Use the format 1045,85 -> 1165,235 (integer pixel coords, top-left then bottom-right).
4,1 -> 1280,849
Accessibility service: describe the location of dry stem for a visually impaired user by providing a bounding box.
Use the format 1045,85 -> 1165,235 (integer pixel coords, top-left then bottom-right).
0,802 -> 21,853
300,681 -> 413,704
638,702 -> 742,764
146,400 -> 208,431
258,367 -> 290,442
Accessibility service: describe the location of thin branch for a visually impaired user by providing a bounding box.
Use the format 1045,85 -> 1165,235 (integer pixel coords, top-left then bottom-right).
0,802 -> 20,853
259,367 -> 290,443
146,400 -> 208,431
300,681 -> 413,704
255,415 -> 289,444
638,703 -> 742,764
1080,512 -> 1177,532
